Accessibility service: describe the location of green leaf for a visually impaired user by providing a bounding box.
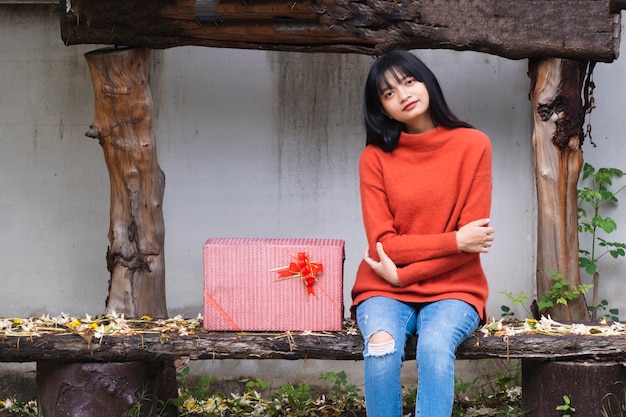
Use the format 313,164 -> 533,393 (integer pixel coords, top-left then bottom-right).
610,167 -> 625,176
610,248 -> 625,258
582,162 -> 595,180
538,298 -> 553,310
597,217 -> 617,234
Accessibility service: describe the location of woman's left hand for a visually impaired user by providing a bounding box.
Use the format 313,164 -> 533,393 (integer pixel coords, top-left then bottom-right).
364,242 -> 400,286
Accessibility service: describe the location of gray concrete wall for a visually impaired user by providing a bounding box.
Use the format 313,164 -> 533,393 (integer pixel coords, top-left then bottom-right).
0,6 -> 536,320
0,4 -> 624,394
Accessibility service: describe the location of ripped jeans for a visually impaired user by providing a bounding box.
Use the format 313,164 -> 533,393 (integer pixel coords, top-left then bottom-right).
356,296 -> 480,417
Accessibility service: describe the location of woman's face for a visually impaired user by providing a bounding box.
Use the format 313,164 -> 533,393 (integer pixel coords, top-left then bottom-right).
379,69 -> 434,134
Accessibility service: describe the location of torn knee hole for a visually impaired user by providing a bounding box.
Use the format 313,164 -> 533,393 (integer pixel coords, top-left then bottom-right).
370,331 -> 393,344
368,331 -> 395,356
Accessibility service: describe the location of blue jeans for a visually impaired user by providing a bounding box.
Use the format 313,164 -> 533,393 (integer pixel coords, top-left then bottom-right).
356,297 -> 480,417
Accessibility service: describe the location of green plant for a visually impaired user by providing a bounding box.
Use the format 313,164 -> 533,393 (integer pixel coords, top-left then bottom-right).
122,385 -> 151,417
452,360 -> 527,417
173,372 -> 230,416
590,299 -> 620,322
271,382 -> 312,414
578,162 -> 626,320
2,367 -> 531,417
500,291 -> 535,320
454,375 -> 478,401
0,398 -> 38,416
538,270 -> 592,312
320,371 -> 364,414
230,380 -> 267,415
178,373 -> 218,404
601,383 -> 626,417
122,384 -> 178,417
403,386 -> 417,411
556,394 -> 576,417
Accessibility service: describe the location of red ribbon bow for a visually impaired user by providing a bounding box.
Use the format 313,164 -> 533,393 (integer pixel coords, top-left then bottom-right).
273,252 -> 323,297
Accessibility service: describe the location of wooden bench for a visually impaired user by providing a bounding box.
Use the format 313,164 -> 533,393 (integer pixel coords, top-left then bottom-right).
2,324 -> 626,363
3,319 -> 626,416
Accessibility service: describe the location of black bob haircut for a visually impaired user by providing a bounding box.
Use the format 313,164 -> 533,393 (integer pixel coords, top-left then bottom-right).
363,50 -> 473,152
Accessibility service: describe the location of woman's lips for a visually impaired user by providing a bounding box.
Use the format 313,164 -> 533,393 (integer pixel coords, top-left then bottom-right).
403,101 -> 417,111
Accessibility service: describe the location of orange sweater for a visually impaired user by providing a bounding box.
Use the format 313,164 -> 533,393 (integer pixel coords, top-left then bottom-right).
351,126 -> 492,320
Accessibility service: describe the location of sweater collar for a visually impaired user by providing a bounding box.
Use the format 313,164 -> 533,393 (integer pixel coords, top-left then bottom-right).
397,126 -> 451,151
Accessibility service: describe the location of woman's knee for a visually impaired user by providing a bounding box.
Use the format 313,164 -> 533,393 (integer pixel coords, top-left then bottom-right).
367,331 -> 395,356
418,329 -> 456,356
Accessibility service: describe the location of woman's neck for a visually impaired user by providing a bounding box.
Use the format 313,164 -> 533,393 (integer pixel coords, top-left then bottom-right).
404,116 -> 435,134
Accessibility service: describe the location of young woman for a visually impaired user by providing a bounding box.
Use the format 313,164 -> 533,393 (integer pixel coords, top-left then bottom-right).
351,50 -> 495,417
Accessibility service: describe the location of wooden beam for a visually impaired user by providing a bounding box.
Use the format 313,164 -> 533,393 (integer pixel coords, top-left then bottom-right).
61,0 -> 623,62
3,330 -> 626,363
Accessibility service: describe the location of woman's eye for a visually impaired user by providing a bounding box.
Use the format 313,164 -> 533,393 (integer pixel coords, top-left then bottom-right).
405,78 -> 415,86
382,90 -> 394,99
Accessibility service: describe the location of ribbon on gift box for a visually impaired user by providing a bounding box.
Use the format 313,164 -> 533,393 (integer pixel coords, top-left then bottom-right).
272,252 -> 323,297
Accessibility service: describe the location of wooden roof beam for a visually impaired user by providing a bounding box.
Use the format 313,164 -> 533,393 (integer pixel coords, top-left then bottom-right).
61,0 -> 624,62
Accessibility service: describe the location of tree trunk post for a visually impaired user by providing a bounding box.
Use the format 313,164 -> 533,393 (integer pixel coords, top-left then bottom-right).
529,57 -> 590,321
37,47 -> 175,417
37,361 -> 178,417
522,360 -> 626,416
85,46 -> 167,319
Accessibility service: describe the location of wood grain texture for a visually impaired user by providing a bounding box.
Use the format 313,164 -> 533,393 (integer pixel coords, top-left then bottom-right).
84,47 -> 167,318
529,58 -> 589,322
61,0 -> 623,61
3,330 -> 626,362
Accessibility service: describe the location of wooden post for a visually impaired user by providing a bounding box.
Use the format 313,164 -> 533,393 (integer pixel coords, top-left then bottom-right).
84,47 -> 167,318
37,361 -> 178,417
522,360 -> 626,416
529,57 -> 590,321
37,47 -> 176,417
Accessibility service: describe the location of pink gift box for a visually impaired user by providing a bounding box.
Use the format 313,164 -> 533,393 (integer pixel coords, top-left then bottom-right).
203,238 -> 345,331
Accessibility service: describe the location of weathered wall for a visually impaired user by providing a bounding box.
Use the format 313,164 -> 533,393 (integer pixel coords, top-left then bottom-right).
154,48 -> 537,321
0,4 -> 536,320
0,3 -> 624,395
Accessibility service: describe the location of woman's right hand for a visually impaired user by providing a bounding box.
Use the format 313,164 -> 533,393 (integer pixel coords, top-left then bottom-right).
456,218 -> 495,253
363,242 -> 400,286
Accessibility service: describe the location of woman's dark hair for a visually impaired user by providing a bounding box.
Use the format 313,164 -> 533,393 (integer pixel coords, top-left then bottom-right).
363,50 -> 473,152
